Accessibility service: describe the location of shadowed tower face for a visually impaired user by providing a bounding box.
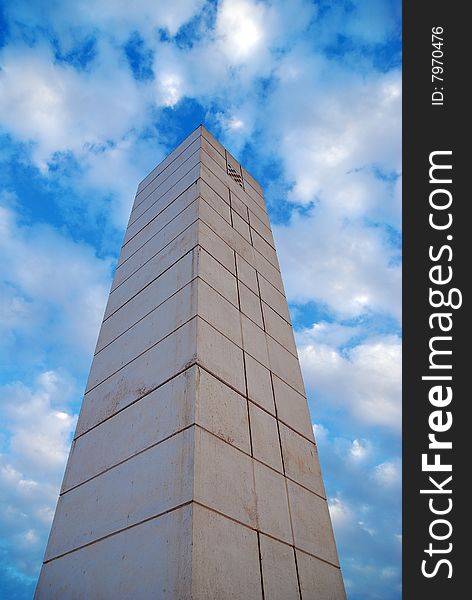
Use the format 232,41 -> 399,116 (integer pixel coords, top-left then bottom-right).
35,126 -> 346,599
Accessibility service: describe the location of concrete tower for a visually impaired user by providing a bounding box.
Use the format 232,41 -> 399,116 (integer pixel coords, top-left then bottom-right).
35,126 -> 346,599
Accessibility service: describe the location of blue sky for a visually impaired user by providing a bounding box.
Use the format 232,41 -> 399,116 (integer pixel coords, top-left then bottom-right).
0,1 -> 401,598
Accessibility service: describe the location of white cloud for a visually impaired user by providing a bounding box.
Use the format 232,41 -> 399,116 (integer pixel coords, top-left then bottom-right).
0,371 -> 77,578
0,202 -> 112,365
299,333 -> 402,430
275,210 -> 401,320
372,459 -> 401,488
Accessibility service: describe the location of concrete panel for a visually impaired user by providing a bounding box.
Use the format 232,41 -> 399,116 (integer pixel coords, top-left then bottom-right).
197,279 -> 242,347
245,354 -> 276,414
259,276 -> 291,323
87,281 -> 197,391
198,219 -> 236,275
199,196 -> 256,267
46,428 -> 195,560
239,281 -> 263,328
200,163 -> 231,208
97,251 -> 195,353
254,249 -> 284,294
131,149 -> 200,223
251,229 -> 279,268
197,178 -> 231,222
273,375 -> 314,441
248,209 -> 275,248
236,253 -> 259,295
194,427 -> 257,528
76,318 -> 197,436
263,302 -> 298,356
241,314 -> 269,368
280,423 -> 325,497
114,199 -> 199,290
125,167 -> 200,244
36,505 -> 193,600
231,185 -> 271,230
197,246 -> 238,308
105,221 -> 198,319
196,317 -> 245,396
296,550 -> 346,600
254,461 -> 292,544
134,136 -> 201,211
260,535 -> 300,600
137,124 -> 200,192
288,481 -> 339,565
64,368 -> 196,491
241,165 -> 264,200
120,181 -> 199,266
201,136 -> 227,172
267,335 -> 305,395
232,210 -> 251,243
201,125 -> 226,160
249,403 -> 283,472
230,190 -> 249,223
192,504 -> 262,600
195,366 -> 251,454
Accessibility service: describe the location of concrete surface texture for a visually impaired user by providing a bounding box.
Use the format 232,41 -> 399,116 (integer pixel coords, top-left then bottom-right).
35,126 -> 346,600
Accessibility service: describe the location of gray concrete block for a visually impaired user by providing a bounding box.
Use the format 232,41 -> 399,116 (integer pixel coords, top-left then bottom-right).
239,281 -> 264,328
232,210 -> 252,243
198,219 -> 236,275
131,149 -> 200,223
113,199 -> 199,290
267,335 -> 305,395
197,246 -> 238,308
288,481 -> 339,565
119,181 -> 200,266
97,250 -> 195,353
259,276 -> 291,323
87,281 -> 197,391
198,178 -> 231,222
245,354 -> 276,414
273,375 -> 314,441
241,314 -> 270,368
137,125 -> 201,192
105,221 -> 198,319
260,535 -> 300,600
46,428 -> 195,560
65,368 -> 196,491
125,168 -> 200,244
236,254 -> 259,295
263,301 -> 298,357
192,504 -> 262,600
254,461 -> 292,544
196,317 -> 245,396
194,427 -> 257,528
280,423 -> 325,497
195,367 -> 251,454
76,317 -> 197,436
36,505 -> 193,600
249,403 -> 283,472
197,279 -> 242,347
296,549 -> 346,600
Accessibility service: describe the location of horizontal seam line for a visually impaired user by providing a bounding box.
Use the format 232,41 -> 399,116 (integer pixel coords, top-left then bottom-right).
42,500 -> 194,564
75,363 -> 198,440
103,242 -> 197,323
136,134 -> 200,198
109,218 -> 198,296
132,144 -> 200,210
62,424 -> 195,496
122,179 -> 198,251
128,158 -> 200,228
192,500 -> 337,567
